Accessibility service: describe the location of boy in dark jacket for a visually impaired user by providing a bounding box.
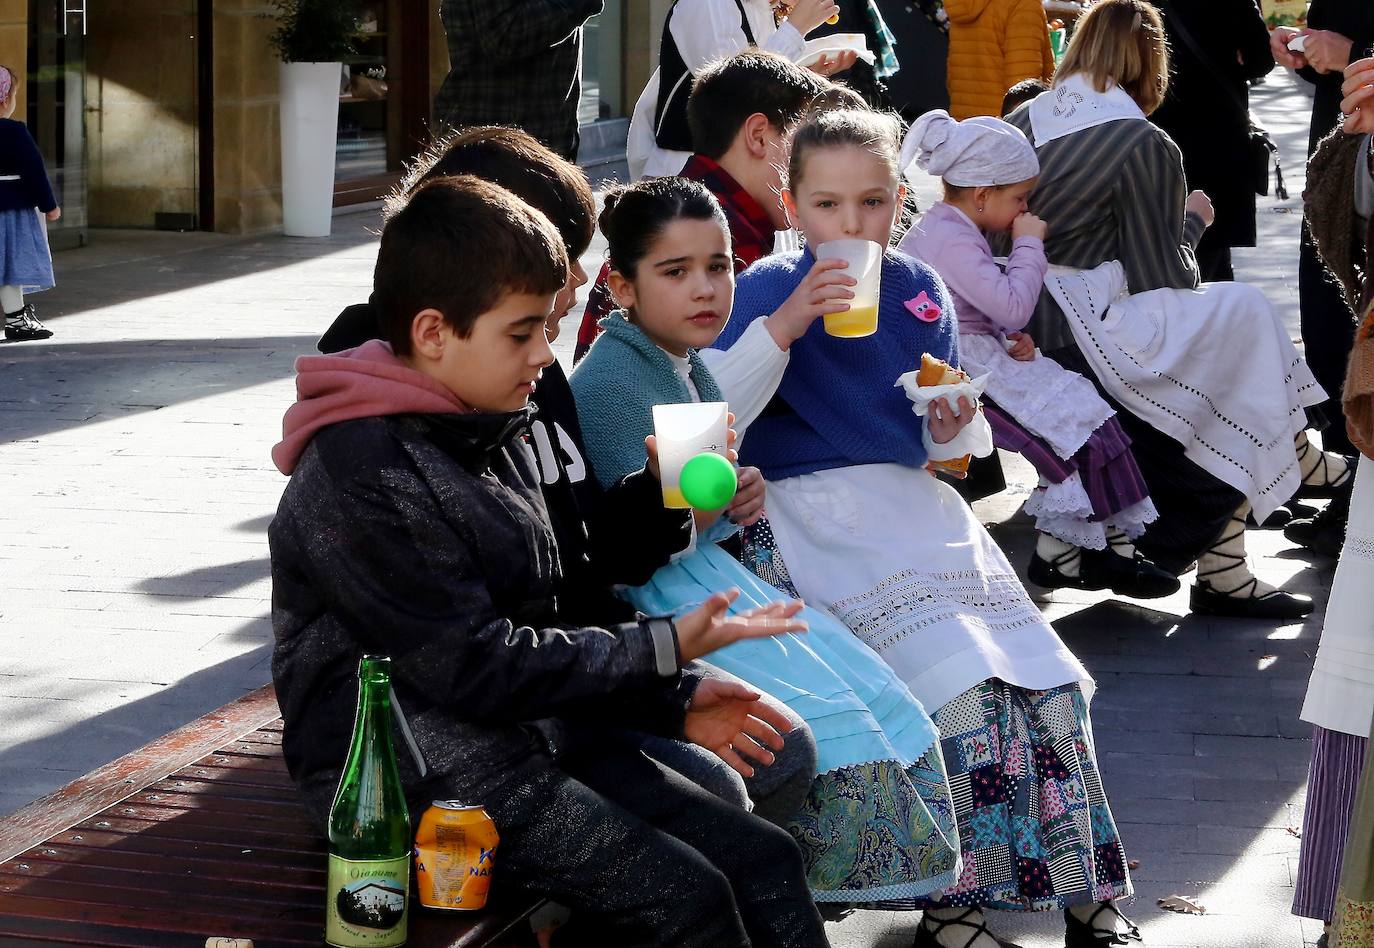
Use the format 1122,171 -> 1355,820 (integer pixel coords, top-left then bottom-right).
269,175 -> 828,947
316,127 -> 820,827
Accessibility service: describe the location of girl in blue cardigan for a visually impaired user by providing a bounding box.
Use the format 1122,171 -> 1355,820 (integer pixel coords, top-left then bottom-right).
0,65 -> 59,342
716,108 -> 1138,948
571,176 -> 963,906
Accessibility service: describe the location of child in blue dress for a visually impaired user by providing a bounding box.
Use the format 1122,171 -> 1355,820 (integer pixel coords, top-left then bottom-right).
717,107 -> 1137,948
571,175 -> 962,906
0,65 -> 59,342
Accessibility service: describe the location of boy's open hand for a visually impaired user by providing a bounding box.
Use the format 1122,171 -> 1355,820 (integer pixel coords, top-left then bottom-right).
675,590 -> 807,663
928,396 -> 978,444
727,466 -> 766,526
1343,58 -> 1374,134
1006,331 -> 1036,361
765,258 -> 855,350
809,50 -> 859,77
684,678 -> 793,777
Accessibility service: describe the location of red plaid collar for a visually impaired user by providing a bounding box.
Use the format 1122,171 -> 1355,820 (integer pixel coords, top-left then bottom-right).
681,154 -> 778,271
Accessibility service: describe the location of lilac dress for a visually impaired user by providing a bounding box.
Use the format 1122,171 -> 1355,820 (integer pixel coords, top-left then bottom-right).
900,203 -> 1154,550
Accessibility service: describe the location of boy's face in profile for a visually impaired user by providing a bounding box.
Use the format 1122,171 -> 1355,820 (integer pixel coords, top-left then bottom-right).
423,291 -> 558,413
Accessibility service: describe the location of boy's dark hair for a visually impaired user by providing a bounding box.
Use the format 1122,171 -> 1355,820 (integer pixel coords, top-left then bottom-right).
600,177 -> 728,279
1001,79 -> 1050,117
385,126 -> 596,258
686,50 -> 829,160
375,175 -> 568,355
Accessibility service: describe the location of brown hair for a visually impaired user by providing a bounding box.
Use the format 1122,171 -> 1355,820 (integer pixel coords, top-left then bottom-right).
1056,0 -> 1170,116
687,50 -> 830,160
373,175 -> 568,355
384,126 -> 596,258
786,107 -> 904,192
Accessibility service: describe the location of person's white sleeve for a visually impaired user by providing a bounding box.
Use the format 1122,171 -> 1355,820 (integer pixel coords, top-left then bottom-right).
698,318 -> 790,434
1356,135 -> 1374,223
760,21 -> 806,60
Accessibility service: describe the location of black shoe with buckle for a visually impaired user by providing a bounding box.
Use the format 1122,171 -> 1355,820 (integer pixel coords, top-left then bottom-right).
3,304 -> 53,342
1284,492 -> 1350,558
1064,903 -> 1143,946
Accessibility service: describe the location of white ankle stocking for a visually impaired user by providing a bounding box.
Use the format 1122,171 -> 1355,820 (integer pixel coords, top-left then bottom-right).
0,285 -> 22,317
1296,431 -> 1351,488
1196,504 -> 1280,599
1106,527 -> 1137,560
1037,533 -> 1081,577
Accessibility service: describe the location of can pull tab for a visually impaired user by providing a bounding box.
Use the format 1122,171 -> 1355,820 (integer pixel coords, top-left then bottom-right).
205,940 -> 254,948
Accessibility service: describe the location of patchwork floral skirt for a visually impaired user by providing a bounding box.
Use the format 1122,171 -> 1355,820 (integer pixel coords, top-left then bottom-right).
911,679 -> 1132,911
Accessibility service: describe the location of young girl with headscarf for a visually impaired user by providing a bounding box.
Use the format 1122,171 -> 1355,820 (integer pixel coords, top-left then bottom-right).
899,110 -> 1175,600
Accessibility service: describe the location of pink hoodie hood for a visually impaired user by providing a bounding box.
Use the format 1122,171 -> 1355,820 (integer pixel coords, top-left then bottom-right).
272,339 -> 469,475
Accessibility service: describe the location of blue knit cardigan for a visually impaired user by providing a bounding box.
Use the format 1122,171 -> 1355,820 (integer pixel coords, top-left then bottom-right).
714,248 -> 960,479
570,313 -> 724,490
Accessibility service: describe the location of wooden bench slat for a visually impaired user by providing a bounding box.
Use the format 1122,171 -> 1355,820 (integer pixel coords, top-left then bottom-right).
116,789 -> 313,823
74,814 -> 322,850
81,803 -> 316,838
0,912 -> 311,948
0,686 -> 282,864
145,776 -> 302,804
0,862 -> 319,908
169,763 -> 298,790
30,830 -> 323,876
11,843 -> 325,889
0,892 -> 322,940
229,730 -> 284,747
192,750 -> 292,771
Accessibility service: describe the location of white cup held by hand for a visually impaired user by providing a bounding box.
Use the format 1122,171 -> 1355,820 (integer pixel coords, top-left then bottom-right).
815,239 -> 881,338
652,401 -> 731,508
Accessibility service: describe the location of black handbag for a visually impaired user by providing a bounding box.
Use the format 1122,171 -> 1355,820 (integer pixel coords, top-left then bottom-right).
1165,6 -> 1288,200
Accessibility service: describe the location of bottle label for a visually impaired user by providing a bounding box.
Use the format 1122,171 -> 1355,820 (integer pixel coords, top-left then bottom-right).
326,854 -> 409,947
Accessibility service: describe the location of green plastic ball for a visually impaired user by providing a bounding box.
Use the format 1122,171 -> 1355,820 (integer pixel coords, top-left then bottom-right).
679,452 -> 738,510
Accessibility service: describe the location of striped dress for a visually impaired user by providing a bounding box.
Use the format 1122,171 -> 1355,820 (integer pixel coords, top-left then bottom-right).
993,109 -> 1243,573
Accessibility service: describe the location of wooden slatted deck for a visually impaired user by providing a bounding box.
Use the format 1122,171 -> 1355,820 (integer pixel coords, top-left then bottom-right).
0,685 -> 537,947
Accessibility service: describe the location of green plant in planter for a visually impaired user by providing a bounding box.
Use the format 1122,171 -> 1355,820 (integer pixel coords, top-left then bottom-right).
268,0 -> 363,63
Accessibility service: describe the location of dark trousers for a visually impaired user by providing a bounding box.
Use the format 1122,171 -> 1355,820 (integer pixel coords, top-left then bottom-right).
1195,229 -> 1235,283
1299,227 -> 1358,455
496,733 -> 828,948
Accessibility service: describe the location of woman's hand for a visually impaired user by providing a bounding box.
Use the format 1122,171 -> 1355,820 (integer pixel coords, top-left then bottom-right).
1006,331 -> 1036,362
683,678 -> 795,777
927,396 -> 978,444
1185,190 -> 1215,228
1342,58 -> 1374,134
782,0 -> 840,36
808,50 -> 859,77
674,590 -> 806,663
727,466 -> 766,526
1271,26 -> 1307,71
764,258 -> 855,350
1304,29 -> 1355,75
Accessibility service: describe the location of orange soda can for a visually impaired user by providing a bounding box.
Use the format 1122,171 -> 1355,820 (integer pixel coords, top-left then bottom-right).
414,801 -> 499,911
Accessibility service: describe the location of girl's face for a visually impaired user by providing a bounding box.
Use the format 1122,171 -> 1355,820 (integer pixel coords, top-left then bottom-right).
977,177 -> 1037,233
609,217 -> 735,358
784,144 -> 904,248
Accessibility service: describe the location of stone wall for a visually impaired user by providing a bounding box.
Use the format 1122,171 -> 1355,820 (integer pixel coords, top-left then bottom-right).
213,0 -> 283,234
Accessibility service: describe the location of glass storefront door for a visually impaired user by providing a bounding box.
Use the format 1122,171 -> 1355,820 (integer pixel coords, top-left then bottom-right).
26,0 -> 87,249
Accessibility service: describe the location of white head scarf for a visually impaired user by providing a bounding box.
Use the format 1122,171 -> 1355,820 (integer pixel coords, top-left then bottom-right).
900,110 -> 1040,188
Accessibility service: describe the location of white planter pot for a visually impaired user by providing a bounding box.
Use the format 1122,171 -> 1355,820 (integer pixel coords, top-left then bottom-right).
279,61 -> 341,237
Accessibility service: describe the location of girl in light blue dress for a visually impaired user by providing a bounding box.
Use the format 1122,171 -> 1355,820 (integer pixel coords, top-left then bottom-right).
570,175 -> 960,904
0,64 -> 59,342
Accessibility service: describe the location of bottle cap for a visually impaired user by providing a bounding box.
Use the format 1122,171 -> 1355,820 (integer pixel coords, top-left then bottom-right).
679,452 -> 738,510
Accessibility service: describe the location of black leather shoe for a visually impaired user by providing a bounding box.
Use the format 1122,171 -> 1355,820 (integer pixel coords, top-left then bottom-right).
1064,904 -> 1142,946
1190,581 -> 1314,620
1080,548 -> 1181,599
1284,493 -> 1350,558
1248,504 -> 1293,528
3,304 -> 52,342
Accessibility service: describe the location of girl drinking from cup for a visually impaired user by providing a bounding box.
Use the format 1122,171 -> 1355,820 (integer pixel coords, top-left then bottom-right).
898,110 -> 1177,602
718,107 -> 1138,948
571,176 -> 963,907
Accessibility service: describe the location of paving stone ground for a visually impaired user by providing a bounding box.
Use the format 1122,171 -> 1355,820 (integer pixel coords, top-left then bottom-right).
0,67 -> 1339,947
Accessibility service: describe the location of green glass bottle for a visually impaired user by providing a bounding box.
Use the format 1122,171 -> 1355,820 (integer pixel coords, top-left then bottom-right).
325,655 -> 411,947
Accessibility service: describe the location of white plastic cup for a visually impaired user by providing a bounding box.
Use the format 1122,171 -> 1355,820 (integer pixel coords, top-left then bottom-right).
815,239 -> 882,338
652,401 -> 730,508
